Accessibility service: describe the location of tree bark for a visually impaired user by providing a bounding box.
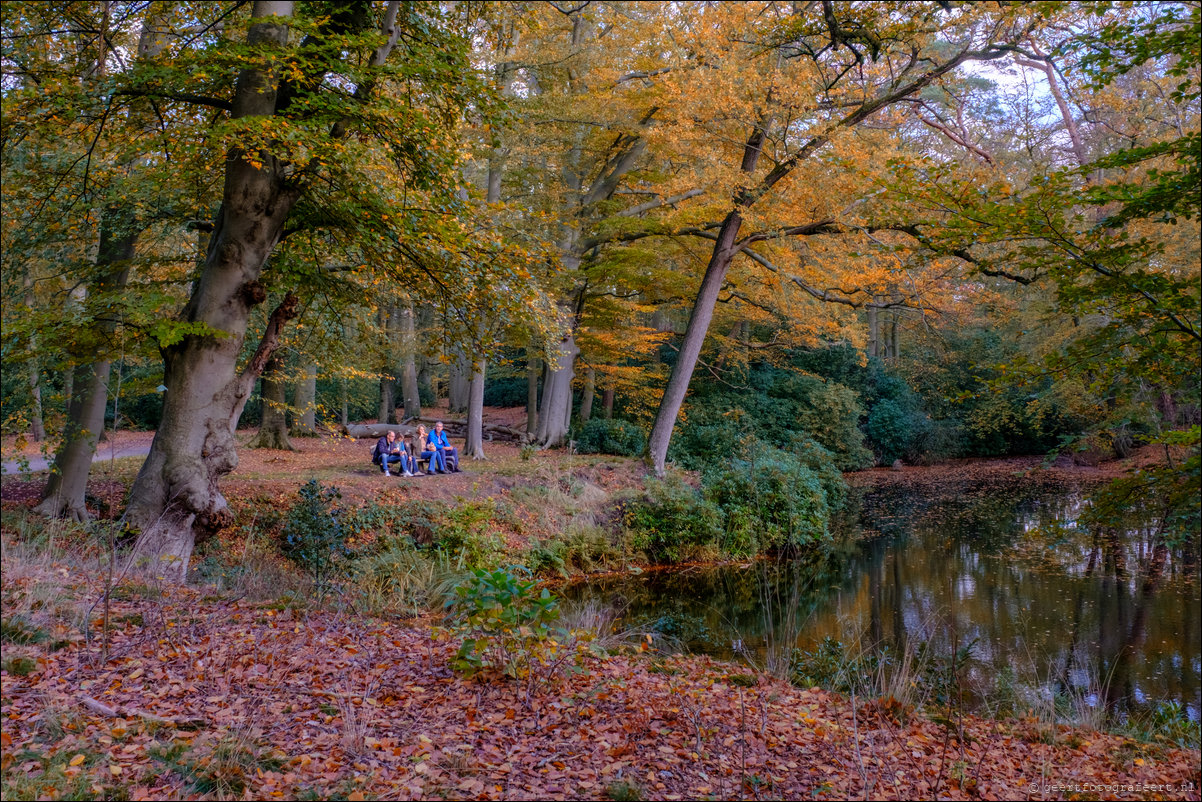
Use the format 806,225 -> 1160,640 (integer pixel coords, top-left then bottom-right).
23,279 -> 46,442
340,375 -> 349,428
124,1 -> 300,580
579,367 -> 595,423
602,387 -> 614,419
526,351 -> 540,433
536,334 -> 579,447
399,301 -> 421,418
647,211 -> 743,474
35,216 -> 135,520
465,354 -> 487,459
293,361 -> 317,434
448,344 -> 470,414
249,356 -> 295,450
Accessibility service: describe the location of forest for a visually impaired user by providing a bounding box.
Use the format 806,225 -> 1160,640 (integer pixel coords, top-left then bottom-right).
1,2 -> 1199,800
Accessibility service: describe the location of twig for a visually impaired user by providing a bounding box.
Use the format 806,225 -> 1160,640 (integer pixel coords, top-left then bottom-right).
79,695 -> 205,729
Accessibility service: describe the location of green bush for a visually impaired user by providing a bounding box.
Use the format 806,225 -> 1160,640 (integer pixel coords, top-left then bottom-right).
280,480 -> 350,598
447,567 -> 586,680
623,476 -> 723,563
483,375 -> 530,407
666,418 -> 742,472
785,434 -> 848,513
575,418 -> 646,457
669,363 -> 872,471
704,448 -> 829,555
866,398 -> 931,464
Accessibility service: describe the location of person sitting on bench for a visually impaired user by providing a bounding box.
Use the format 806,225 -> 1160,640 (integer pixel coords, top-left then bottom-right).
373,430 -> 406,476
427,420 -> 460,473
417,424 -> 447,474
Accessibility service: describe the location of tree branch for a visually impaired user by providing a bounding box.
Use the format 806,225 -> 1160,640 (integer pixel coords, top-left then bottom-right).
111,88 -> 233,111
231,293 -> 300,424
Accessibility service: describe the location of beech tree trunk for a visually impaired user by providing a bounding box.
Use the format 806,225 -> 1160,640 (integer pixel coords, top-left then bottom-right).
579,367 -> 595,423
448,345 -> 470,414
24,279 -> 46,442
400,301 -> 421,419
526,352 -> 540,434
465,354 -> 486,459
250,358 -> 294,450
536,334 -> 579,448
293,361 -> 317,435
867,301 -> 880,358
647,211 -> 743,474
124,1 -> 301,580
602,387 -> 614,419
340,376 -> 349,427
35,217 -> 135,520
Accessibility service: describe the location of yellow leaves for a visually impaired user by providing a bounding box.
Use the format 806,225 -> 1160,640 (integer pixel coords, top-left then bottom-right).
69,754 -> 87,767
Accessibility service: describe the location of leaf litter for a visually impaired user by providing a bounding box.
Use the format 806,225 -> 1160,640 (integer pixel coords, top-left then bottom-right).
3,582 -> 1199,801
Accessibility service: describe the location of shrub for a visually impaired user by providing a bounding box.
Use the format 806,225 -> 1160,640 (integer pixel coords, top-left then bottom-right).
280,480 -> 349,599
671,367 -> 872,471
623,476 -> 723,563
704,448 -> 829,555
666,418 -> 742,472
865,398 -> 931,465
575,418 -> 647,457
785,434 -> 848,512
447,567 -> 588,681
483,375 -> 530,407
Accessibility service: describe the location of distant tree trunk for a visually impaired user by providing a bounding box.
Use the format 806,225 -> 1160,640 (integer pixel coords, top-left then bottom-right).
27,358 -> 45,443
465,353 -> 487,459
416,301 -> 434,404
448,344 -> 469,414
579,367 -> 595,423
400,301 -> 421,419
378,377 -> 394,424
340,375 -> 349,427
867,303 -> 879,358
536,334 -> 579,448
35,215 -> 135,520
376,306 -> 392,422
293,361 -> 317,434
249,356 -> 295,450
602,387 -> 614,419
526,352 -> 540,434
24,280 -> 45,442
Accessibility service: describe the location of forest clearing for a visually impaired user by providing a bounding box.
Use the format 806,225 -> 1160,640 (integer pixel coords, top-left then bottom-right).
2,1 -> 1199,800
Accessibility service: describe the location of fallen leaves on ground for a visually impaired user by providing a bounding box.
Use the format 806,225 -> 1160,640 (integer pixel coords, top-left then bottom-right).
2,585 -> 1198,801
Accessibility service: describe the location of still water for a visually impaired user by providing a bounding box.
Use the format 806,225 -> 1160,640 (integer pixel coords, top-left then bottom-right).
565,481 -> 1200,720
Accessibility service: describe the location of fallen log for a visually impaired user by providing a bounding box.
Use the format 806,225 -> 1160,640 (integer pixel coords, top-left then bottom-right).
342,423 -> 419,439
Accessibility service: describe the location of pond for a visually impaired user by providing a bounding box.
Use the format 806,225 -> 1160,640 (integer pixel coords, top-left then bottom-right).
564,480 -> 1200,723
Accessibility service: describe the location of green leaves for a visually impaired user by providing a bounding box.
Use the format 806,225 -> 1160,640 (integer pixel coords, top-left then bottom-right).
447,566 -> 575,679
147,320 -> 229,349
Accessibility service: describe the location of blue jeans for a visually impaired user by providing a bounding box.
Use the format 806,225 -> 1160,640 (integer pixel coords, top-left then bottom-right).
421,449 -> 446,472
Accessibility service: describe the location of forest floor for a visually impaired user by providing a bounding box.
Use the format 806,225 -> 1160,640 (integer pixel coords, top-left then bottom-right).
3,415 -> 1199,800
2,567 -> 1199,802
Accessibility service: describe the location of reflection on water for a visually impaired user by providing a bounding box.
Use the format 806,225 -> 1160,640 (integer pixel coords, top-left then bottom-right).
564,483 -> 1201,722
